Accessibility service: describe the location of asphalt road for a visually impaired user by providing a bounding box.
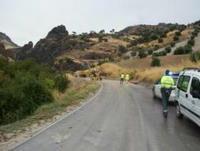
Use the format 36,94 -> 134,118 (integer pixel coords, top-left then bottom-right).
12,80 -> 200,151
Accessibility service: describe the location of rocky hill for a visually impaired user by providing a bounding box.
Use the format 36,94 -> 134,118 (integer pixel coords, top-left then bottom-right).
0,20 -> 199,72
0,32 -> 18,49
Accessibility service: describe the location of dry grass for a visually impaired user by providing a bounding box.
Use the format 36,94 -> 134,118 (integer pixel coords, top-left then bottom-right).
77,63 -> 133,79
99,63 -> 131,78
138,29 -> 192,49
78,55 -> 193,80
118,55 -> 198,84
79,55 -> 200,86
106,36 -> 128,46
118,55 -> 189,70
135,60 -> 200,84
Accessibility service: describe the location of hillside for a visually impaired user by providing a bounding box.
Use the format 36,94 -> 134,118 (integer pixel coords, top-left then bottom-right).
0,20 -> 199,73
0,32 -> 18,49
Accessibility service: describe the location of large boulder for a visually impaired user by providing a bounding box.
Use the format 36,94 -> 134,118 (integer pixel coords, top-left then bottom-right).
46,25 -> 68,39
22,41 -> 33,50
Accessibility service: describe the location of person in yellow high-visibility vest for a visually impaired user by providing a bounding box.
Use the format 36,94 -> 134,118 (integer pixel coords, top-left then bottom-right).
161,70 -> 175,118
120,73 -> 125,85
125,74 -> 130,84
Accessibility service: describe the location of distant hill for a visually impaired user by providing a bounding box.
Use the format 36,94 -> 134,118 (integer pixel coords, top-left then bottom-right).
0,32 -> 19,49
0,20 -> 199,72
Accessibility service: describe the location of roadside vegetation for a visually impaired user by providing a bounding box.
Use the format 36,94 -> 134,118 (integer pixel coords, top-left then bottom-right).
0,81 -> 99,135
0,57 -> 69,125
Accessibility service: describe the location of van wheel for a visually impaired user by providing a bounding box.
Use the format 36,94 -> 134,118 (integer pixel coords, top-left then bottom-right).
176,103 -> 183,119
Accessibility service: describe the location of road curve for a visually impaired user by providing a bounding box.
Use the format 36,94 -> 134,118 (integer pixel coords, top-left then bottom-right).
13,80 -> 200,151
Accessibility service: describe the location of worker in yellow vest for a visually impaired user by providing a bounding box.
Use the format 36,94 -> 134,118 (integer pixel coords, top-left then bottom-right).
120,73 -> 125,85
161,70 -> 175,118
125,74 -> 130,84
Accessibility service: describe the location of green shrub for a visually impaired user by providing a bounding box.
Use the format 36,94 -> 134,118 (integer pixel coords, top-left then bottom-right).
0,73 -> 53,124
190,51 -> 200,62
98,36 -> 103,42
148,50 -> 153,55
187,39 -> 195,46
174,47 -> 184,55
151,57 -> 161,67
138,51 -> 147,58
55,75 -> 69,93
150,34 -> 158,40
154,45 -> 160,50
131,51 -> 137,57
153,50 -> 167,56
129,40 -> 137,46
192,30 -> 199,37
175,31 -> 181,36
118,45 -> 127,53
174,45 -> 192,55
0,58 -> 68,124
123,56 -> 130,60
165,47 -> 172,53
173,35 -> 179,41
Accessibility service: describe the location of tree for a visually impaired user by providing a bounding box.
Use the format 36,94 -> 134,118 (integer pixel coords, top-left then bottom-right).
130,40 -> 137,46
138,51 -> 147,58
190,51 -> 200,62
154,45 -> 160,50
98,36 -> 103,42
99,30 -> 105,34
174,45 -> 192,55
175,31 -> 181,36
150,34 -> 158,40
173,35 -> 179,41
110,29 -> 115,34
148,50 -> 153,55
123,56 -> 130,60
55,75 -> 69,93
151,57 -> 161,67
187,39 -> 195,46
118,45 -> 127,53
165,47 -> 172,53
131,51 -> 137,57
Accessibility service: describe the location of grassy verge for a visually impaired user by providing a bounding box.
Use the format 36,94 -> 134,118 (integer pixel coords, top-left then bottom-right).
0,80 -> 100,135
135,60 -> 200,86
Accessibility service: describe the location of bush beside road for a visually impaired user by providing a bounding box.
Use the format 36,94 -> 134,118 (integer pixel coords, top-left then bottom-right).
0,79 -> 99,150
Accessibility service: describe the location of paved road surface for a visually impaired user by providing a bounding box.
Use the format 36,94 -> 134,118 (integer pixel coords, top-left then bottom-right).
13,80 -> 200,151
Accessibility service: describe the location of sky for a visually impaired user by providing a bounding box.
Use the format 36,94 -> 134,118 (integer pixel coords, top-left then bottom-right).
0,0 -> 200,46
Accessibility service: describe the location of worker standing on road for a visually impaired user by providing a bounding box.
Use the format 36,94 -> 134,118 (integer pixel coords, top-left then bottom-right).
160,70 -> 174,118
120,73 -> 125,85
125,73 -> 130,84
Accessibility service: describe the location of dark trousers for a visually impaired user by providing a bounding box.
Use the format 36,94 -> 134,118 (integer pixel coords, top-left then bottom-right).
161,88 -> 172,112
120,78 -> 124,84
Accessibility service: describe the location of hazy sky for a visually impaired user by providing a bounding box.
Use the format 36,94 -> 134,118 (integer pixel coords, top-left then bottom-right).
0,0 -> 200,46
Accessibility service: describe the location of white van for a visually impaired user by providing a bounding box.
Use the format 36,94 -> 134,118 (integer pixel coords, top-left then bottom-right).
176,69 -> 200,126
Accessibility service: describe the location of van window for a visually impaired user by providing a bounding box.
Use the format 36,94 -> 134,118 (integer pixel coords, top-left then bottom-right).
177,75 -> 184,88
177,75 -> 190,92
190,77 -> 200,96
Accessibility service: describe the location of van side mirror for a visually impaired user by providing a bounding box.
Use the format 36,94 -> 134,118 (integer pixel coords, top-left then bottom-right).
191,90 -> 200,99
